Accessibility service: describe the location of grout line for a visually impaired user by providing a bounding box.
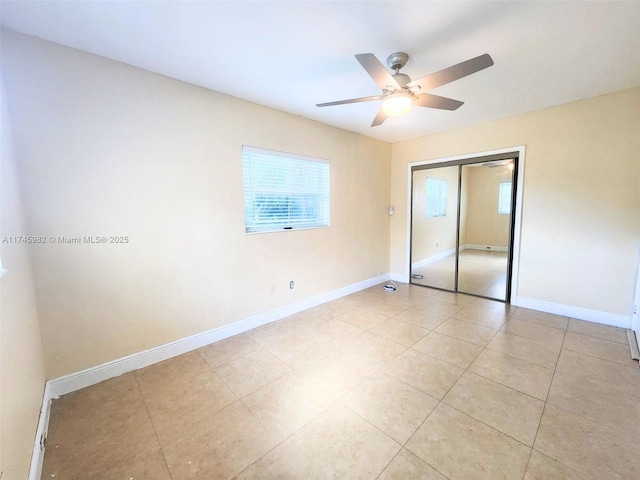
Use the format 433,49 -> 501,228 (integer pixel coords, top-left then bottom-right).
132,371 -> 174,480
522,321 -> 569,478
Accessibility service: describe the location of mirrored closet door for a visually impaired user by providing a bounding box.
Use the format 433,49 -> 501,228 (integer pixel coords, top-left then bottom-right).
410,156 -> 517,302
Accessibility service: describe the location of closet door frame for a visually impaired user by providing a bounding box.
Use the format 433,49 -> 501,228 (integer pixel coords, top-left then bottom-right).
405,146 -> 526,304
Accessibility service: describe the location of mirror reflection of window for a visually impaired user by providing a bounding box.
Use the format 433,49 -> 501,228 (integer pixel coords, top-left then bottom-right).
426,177 -> 447,218
498,181 -> 512,215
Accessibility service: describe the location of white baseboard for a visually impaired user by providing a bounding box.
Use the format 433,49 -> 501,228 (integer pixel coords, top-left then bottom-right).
411,248 -> 456,269
514,296 -> 632,329
46,273 -> 390,399
389,272 -> 409,283
410,245 -> 508,271
464,244 -> 508,252
28,382 -> 52,480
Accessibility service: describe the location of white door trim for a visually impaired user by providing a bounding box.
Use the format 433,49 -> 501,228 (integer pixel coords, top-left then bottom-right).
405,145 -> 526,304
632,253 -> 640,351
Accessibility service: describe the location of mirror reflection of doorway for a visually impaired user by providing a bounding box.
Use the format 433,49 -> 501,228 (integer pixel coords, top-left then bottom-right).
410,156 -> 517,302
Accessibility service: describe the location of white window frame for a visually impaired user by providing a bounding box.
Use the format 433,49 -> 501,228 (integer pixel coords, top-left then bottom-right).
426,177 -> 447,218
498,181 -> 512,215
242,146 -> 331,233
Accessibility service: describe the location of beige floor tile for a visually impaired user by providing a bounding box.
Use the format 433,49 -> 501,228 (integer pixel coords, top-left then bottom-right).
43,373 -> 170,480
524,450 -> 588,480
339,331 -> 407,366
406,403 -> 531,480
370,317 -> 430,346
412,331 -> 483,369
198,333 -> 261,368
393,307 -> 449,330
562,331 -> 636,367
295,348 -> 379,398
451,306 -> 509,329
548,350 -> 640,437
43,443 -> 171,480
235,405 -> 401,479
285,307 -> 336,327
161,401 -> 276,480
468,297 -> 517,315
402,285 -> 441,298
364,297 -> 411,316
247,317 -> 310,346
309,317 -> 365,341
343,373 -> 439,444
555,349 -> 640,397
46,372 -> 144,437
469,349 -> 554,401
310,297 -> 356,319
434,318 -> 497,347
511,308 -> 569,330
501,318 -> 566,348
214,348 -> 290,397
136,367 -> 236,434
486,332 -> 560,369
383,349 -> 464,399
547,369 -> 640,439
309,317 -> 366,341
378,448 -> 448,480
336,307 -> 389,330
135,350 -> 211,384
534,404 -> 640,480
241,371 -> 333,441
567,318 -> 628,344
431,290 -> 477,305
261,330 -> 322,364
411,297 -> 464,317
443,372 -> 545,446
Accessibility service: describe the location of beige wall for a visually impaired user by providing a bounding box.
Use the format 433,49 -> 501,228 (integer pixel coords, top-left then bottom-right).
462,165 -> 512,248
1,31 -> 391,378
411,166 -> 459,263
392,87 -> 640,317
0,66 -> 46,480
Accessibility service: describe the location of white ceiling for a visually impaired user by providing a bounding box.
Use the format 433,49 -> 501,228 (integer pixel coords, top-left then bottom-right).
1,1 -> 639,143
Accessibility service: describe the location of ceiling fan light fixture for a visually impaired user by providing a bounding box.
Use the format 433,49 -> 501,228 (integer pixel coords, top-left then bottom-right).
382,92 -> 413,117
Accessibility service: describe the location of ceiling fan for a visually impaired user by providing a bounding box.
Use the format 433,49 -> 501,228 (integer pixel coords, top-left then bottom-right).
316,52 -> 494,127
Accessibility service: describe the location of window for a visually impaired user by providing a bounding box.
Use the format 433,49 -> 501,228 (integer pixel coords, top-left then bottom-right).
242,146 -> 330,233
498,181 -> 512,215
426,177 -> 447,218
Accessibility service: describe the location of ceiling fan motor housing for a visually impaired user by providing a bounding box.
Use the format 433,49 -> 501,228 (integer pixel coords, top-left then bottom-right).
387,52 -> 411,88
386,52 -> 409,71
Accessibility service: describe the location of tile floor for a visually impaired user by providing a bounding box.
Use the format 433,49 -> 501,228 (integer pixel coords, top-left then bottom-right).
411,250 -> 508,299
42,283 -> 640,480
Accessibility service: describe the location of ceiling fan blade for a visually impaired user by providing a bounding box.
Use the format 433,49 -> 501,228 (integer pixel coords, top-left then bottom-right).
371,107 -> 386,127
316,95 -> 382,107
407,53 -> 494,91
355,53 -> 400,90
414,93 -> 464,110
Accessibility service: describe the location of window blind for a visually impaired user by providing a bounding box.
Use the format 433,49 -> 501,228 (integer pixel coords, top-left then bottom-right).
242,146 -> 330,233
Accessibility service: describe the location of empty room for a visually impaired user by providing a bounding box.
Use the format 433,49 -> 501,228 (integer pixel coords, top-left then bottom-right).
1,1 -> 639,479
